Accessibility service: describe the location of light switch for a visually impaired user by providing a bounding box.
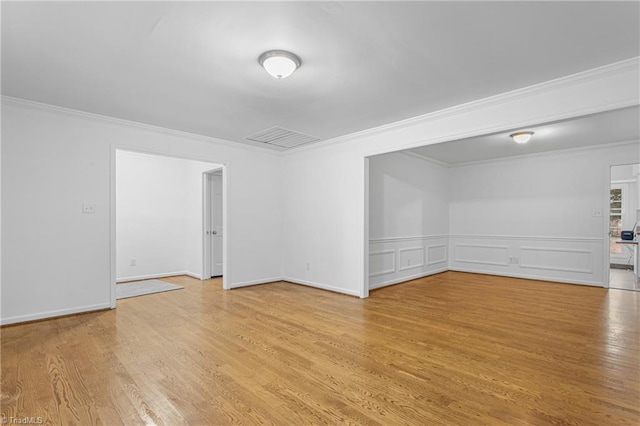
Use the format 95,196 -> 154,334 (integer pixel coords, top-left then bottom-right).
83,203 -> 96,214
592,210 -> 602,217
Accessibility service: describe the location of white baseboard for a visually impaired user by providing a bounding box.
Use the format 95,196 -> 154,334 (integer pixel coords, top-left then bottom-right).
369,268 -> 448,290
228,277 -> 283,289
184,271 -> 202,280
116,271 -> 191,283
282,277 -> 360,297
1,302 -> 112,326
448,267 -> 604,287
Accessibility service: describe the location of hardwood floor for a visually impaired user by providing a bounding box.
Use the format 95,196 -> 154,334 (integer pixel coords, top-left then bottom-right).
1,272 -> 639,425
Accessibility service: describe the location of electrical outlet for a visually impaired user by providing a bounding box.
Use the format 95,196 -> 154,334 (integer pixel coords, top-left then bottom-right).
306,262 -> 310,271
509,257 -> 519,264
592,210 -> 602,217
130,258 -> 137,267
82,203 -> 96,214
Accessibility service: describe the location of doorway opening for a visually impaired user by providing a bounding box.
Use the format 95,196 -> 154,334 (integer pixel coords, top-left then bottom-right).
203,169 -> 224,279
111,149 -> 227,307
608,163 -> 640,291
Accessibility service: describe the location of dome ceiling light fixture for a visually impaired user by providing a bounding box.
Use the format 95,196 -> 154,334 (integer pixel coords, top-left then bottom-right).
258,50 -> 301,79
510,131 -> 534,144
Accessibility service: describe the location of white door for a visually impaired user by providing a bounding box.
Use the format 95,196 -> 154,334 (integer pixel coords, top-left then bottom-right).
209,173 -> 223,277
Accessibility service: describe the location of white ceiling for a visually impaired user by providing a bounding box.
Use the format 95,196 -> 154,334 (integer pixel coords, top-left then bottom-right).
406,106 -> 640,165
2,2 -> 639,150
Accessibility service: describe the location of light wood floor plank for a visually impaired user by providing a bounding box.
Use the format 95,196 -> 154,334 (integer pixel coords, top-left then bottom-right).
2,272 -> 639,425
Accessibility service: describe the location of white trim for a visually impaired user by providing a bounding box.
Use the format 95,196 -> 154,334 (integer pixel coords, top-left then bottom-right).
368,249 -> 396,277
116,271 -> 195,283
454,243 -> 510,266
398,246 -> 425,271
520,246 -> 593,274
370,234 -> 448,244
362,157 -> 370,298
373,234 -> 602,244
396,140 -> 640,171
426,244 -> 448,266
109,145 -> 117,309
228,277 -> 282,289
1,96 -> 282,155
448,267 -> 603,287
399,151 -> 450,167
283,277 -> 360,297
221,164 -> 230,289
202,172 -> 211,280
603,162 -> 612,288
611,179 -> 636,184
449,234 -> 603,243
451,140 -> 640,168
1,303 -> 111,326
287,57 -> 640,156
369,268 -> 448,290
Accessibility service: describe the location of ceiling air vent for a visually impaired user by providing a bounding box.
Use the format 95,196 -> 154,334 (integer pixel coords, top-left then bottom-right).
246,126 -> 321,149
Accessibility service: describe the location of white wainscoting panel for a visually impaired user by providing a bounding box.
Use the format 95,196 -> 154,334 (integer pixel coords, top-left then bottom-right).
427,244 -> 448,266
520,247 -> 593,274
454,243 -> 509,266
369,250 -> 396,277
449,235 -> 604,286
398,246 -> 425,271
369,235 -> 448,289
370,235 -> 605,289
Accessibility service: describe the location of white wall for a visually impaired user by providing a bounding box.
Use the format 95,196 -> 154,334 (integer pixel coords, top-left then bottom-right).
282,58 -> 639,297
116,150 -> 219,281
368,152 -> 449,288
1,100 -> 283,325
448,143 -> 639,286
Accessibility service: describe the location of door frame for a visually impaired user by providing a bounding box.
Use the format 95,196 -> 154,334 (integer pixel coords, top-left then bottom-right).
202,168 -> 225,281
609,182 -> 629,266
110,145 -> 229,309
604,162 -> 640,289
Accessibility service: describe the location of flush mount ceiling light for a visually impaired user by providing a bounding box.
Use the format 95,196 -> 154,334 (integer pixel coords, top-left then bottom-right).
510,131 -> 534,144
258,50 -> 301,79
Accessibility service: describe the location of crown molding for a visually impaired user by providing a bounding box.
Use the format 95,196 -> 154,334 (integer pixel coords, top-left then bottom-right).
285,56 -> 640,156
450,139 -> 640,168
398,150 -> 451,167
0,96 -> 282,156
388,140 -> 639,169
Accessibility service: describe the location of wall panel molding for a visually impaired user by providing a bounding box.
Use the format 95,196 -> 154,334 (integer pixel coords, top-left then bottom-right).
369,234 -> 448,244
369,250 -> 396,277
368,236 -> 449,289
427,244 -> 448,266
398,246 -> 425,271
449,234 -> 603,243
370,234 -> 605,288
454,243 -> 510,266
520,246 -> 593,274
